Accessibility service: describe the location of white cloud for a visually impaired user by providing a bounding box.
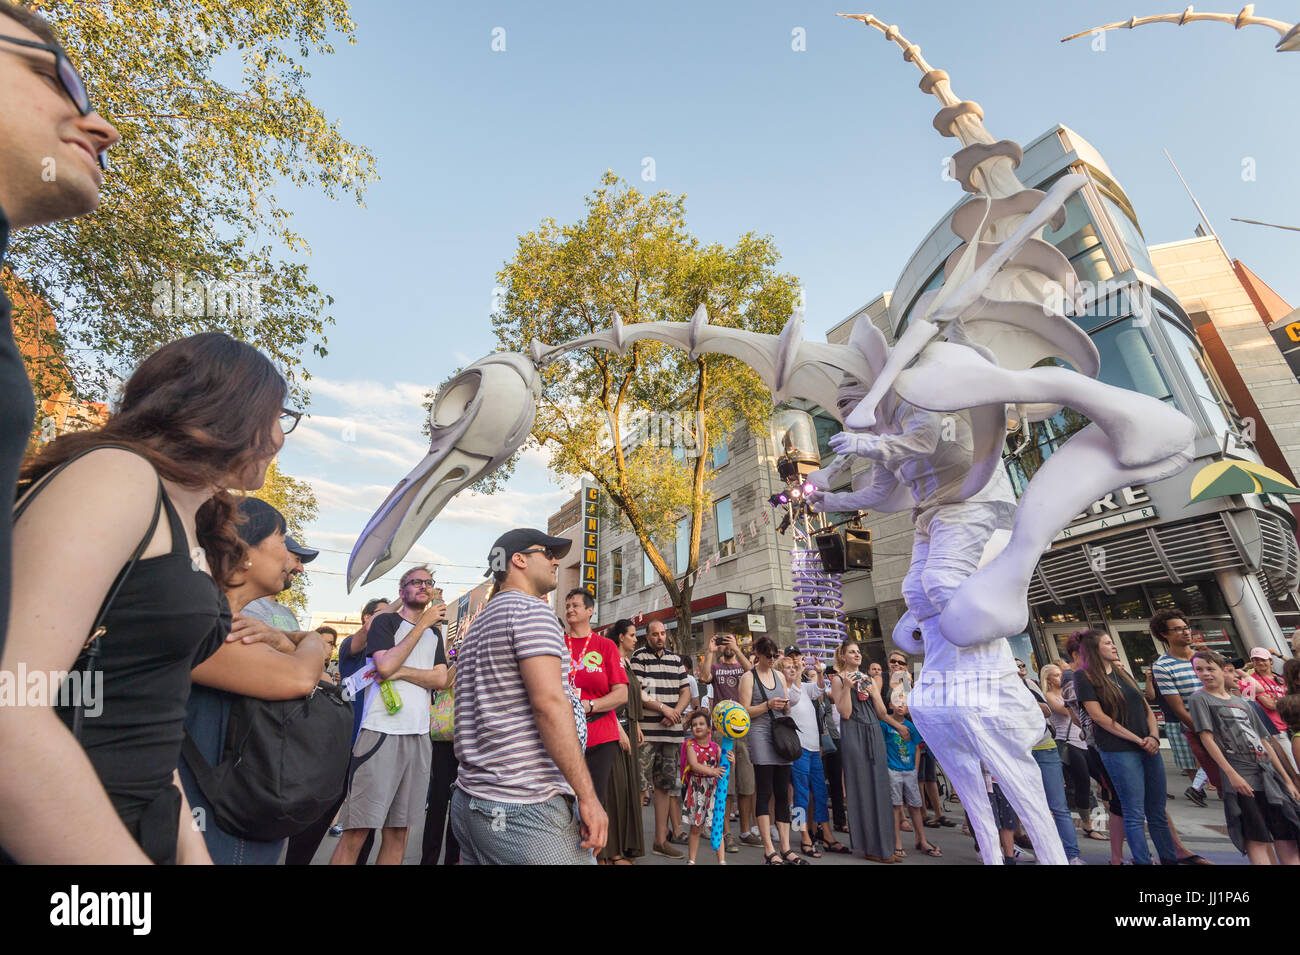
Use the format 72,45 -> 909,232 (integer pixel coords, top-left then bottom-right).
440,485 -> 573,529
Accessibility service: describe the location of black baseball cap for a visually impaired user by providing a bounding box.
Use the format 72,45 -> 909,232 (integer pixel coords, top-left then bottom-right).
236,497 -> 287,546
285,535 -> 318,563
486,528 -> 572,577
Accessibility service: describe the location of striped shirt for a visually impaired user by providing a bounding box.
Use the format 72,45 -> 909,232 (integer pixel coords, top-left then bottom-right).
629,645 -> 689,745
1152,652 -> 1201,710
453,590 -> 586,803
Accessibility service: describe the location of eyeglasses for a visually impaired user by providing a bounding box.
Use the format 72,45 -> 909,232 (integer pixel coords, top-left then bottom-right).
279,409 -> 303,435
404,578 -> 434,589
1166,625 -> 1191,633
518,546 -> 559,560
0,34 -> 103,170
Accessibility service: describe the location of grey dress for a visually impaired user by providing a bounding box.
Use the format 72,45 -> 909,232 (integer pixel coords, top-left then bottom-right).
839,674 -> 894,859
747,668 -> 791,766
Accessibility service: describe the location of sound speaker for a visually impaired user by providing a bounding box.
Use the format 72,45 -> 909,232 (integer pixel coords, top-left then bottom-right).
813,531 -> 846,574
845,528 -> 873,571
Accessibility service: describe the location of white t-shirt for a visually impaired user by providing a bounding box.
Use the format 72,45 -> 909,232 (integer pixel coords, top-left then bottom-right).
360,612 -> 445,736
788,680 -> 824,751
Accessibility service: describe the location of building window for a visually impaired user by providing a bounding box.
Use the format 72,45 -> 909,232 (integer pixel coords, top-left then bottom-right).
612,548 -> 622,597
711,440 -> 728,468
715,497 -> 735,558
643,548 -> 655,589
676,516 -> 690,574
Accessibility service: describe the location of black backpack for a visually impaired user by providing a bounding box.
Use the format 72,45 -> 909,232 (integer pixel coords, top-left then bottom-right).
182,680 -> 353,841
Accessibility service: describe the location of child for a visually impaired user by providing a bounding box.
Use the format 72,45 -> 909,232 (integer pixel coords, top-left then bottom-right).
681,710 -> 730,865
1189,650 -> 1300,865
880,703 -> 942,859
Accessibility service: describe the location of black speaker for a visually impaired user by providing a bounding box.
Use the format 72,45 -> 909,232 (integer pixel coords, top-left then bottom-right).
813,531 -> 846,574
845,528 -> 873,571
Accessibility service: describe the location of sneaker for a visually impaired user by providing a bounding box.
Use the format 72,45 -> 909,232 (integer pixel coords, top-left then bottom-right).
652,842 -> 684,859
328,825 -> 342,837
738,832 -> 764,847
724,833 -> 740,854
1184,786 -> 1208,808
1068,857 -> 1088,866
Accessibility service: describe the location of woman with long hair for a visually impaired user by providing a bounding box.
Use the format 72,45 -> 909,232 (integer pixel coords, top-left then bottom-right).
599,618 -> 645,864
739,635 -> 805,865
0,332 -> 296,863
1041,663 -> 1102,843
830,639 -> 897,863
1074,630 -> 1177,865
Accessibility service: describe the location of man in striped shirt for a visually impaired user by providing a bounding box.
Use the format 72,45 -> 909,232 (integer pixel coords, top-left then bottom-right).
450,528 -> 607,864
630,620 -> 691,857
1150,609 -> 1215,804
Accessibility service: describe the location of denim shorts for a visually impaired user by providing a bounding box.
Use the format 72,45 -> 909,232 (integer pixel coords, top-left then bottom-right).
450,787 -> 596,865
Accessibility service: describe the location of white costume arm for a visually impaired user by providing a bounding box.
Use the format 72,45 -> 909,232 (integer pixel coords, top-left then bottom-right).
811,461 -> 901,512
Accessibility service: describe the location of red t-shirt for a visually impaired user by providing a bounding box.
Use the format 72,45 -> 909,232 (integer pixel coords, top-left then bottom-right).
566,632 -> 629,748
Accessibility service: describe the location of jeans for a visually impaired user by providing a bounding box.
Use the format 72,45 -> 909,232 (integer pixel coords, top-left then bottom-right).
1098,748 -> 1178,865
791,749 -> 830,828
450,787 -> 596,865
1031,746 -> 1080,861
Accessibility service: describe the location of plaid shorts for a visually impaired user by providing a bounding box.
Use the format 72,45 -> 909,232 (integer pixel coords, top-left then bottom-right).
1165,721 -> 1198,772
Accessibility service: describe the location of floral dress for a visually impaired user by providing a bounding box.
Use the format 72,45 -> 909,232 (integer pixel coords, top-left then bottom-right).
681,739 -> 721,828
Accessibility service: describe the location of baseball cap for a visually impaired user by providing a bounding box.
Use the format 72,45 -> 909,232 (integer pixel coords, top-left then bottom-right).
1249,647 -> 1272,662
236,497 -> 287,547
285,535 -> 318,563
486,528 -> 572,577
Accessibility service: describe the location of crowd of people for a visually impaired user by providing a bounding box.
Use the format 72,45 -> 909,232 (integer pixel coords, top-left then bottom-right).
1,2 -> 1299,867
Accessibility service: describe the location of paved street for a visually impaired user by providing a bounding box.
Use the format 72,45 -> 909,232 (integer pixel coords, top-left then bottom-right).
306,746 -> 1246,866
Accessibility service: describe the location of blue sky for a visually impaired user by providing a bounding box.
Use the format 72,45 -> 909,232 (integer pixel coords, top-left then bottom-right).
274,0 -> 1300,619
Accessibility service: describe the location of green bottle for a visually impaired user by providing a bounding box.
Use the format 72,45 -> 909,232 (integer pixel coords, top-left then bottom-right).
379,680 -> 403,715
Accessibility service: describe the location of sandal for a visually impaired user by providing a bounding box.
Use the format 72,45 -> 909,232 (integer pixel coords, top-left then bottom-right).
823,840 -> 852,855
915,844 -> 943,858
1084,829 -> 1108,841
782,850 -> 810,865
900,820 -> 913,832
1177,854 -> 1213,866
893,847 -> 907,858
800,841 -> 822,858
922,817 -> 941,829
764,852 -> 783,866
936,816 -> 957,828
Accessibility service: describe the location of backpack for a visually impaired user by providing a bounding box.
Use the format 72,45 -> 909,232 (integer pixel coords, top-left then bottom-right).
753,671 -> 803,761
181,680 -> 353,841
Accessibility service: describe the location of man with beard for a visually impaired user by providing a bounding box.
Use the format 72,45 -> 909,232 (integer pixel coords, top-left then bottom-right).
330,564 -> 449,865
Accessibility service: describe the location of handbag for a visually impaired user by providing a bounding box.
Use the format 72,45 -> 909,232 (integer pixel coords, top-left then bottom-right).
753,670 -> 802,761
430,687 -> 455,741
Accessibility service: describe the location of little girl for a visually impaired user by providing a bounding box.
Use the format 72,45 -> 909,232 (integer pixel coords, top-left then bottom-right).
680,710 -> 731,865
1190,650 -> 1300,865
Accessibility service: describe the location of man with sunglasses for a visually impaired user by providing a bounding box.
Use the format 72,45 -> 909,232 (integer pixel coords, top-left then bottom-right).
0,2 -> 118,662
451,528 -> 607,864
330,564 -> 450,865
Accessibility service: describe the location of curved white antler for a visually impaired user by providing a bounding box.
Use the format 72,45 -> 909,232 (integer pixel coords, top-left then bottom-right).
1061,5 -> 1300,52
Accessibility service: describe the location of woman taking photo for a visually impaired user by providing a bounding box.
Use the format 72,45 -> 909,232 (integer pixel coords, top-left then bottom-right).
0,332 -> 294,864
830,639 -> 897,863
739,636 -> 804,865
1074,629 -> 1177,865
599,618 -> 645,865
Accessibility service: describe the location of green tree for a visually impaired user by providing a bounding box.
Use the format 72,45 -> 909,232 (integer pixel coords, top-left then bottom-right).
490,172 -> 799,644
251,457 -> 318,616
5,0 -> 377,405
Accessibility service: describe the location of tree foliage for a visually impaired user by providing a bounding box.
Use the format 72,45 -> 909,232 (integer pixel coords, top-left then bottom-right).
250,457 -> 318,616
491,171 -> 800,634
5,0 -> 377,405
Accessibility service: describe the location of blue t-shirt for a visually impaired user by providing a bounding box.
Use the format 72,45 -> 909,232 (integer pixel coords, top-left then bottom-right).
338,633 -> 369,744
882,718 -> 920,772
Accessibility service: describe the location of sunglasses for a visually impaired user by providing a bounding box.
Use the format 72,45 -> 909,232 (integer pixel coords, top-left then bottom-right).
0,34 -> 104,170
888,659 -> 907,666
518,546 -> 559,560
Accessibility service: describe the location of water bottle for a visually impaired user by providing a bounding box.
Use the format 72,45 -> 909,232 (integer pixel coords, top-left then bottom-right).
379,680 -> 403,715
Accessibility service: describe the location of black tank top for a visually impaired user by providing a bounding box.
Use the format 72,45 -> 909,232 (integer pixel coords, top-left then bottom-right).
13,452 -> 230,863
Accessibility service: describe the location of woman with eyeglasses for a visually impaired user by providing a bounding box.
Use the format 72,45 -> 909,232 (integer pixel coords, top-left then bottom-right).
0,332 -> 299,863
738,636 -> 805,865
830,640 -> 898,863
